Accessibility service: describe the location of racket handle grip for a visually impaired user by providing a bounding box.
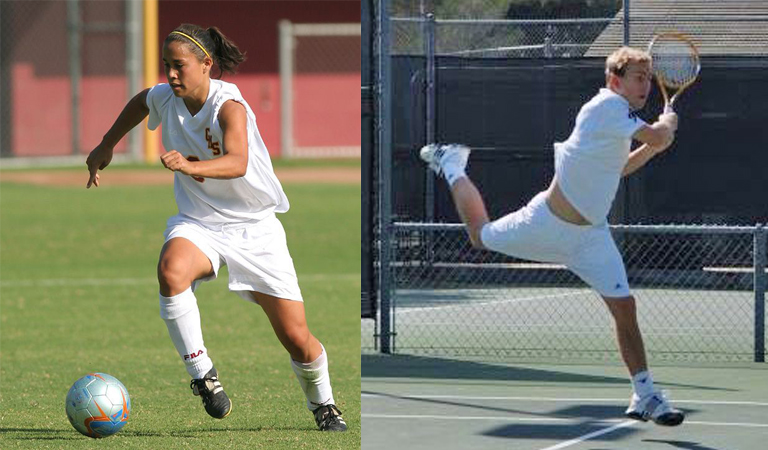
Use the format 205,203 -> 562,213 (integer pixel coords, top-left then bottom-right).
664,103 -> 675,114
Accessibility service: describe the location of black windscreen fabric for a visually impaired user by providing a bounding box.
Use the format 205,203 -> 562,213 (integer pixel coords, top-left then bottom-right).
389,55 -> 768,225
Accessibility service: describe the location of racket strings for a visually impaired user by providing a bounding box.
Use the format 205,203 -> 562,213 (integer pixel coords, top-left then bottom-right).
650,39 -> 700,88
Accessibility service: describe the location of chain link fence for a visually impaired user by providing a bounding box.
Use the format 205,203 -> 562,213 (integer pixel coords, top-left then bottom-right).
364,0 -> 768,363
388,0 -> 768,58
363,223 -> 767,363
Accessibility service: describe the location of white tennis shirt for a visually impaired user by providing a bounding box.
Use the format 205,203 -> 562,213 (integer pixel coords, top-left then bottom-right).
553,88 -> 646,225
147,79 -> 289,226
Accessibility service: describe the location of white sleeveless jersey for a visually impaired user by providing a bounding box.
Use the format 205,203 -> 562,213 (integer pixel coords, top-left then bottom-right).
553,88 -> 646,225
146,79 -> 289,225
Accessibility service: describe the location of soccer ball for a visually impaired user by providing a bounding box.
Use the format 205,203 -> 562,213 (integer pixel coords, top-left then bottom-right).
65,373 -> 131,438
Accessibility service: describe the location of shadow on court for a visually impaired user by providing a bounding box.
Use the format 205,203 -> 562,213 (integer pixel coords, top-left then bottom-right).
483,421 -> 638,441
363,354 -> 627,384
362,354 -> 731,392
641,439 -> 723,450
364,388 -> 698,442
480,404 -> 701,441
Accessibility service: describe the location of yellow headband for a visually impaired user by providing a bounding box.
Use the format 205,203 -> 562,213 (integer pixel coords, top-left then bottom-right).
170,31 -> 211,59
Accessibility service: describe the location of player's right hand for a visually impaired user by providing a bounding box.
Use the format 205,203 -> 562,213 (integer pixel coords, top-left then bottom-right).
659,112 -> 678,132
86,143 -> 114,189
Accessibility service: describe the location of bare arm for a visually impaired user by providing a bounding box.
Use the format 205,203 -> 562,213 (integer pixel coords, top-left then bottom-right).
623,112 -> 678,177
633,112 -> 677,147
86,89 -> 150,188
160,100 -> 248,179
622,143 -> 662,176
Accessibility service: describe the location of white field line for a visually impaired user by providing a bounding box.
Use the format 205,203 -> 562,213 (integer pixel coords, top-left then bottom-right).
0,273 -> 358,288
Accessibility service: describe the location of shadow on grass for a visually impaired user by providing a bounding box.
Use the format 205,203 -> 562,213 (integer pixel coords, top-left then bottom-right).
0,428 -> 80,440
0,426 -> 321,441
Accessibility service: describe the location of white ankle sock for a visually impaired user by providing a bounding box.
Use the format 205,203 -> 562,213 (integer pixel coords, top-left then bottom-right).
291,345 -> 335,411
159,288 -> 213,379
631,370 -> 655,398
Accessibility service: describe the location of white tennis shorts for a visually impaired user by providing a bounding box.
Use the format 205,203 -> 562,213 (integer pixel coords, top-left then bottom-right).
163,213 -> 303,302
480,191 -> 630,298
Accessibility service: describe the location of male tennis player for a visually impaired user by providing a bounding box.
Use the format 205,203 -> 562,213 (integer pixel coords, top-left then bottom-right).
420,47 -> 684,426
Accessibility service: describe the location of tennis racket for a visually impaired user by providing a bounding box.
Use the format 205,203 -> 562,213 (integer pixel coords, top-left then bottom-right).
647,32 -> 700,113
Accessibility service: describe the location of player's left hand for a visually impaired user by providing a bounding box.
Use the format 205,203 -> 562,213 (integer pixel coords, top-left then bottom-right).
160,150 -> 193,175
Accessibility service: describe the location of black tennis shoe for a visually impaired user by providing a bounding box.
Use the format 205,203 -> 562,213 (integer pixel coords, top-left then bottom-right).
626,391 -> 684,426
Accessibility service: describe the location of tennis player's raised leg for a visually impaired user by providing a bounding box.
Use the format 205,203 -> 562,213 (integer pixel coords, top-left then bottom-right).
604,295 -> 684,426
253,292 -> 347,431
157,238 -> 232,419
420,144 -> 490,248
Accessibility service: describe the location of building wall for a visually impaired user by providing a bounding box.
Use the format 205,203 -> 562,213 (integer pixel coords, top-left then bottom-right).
8,0 -> 360,158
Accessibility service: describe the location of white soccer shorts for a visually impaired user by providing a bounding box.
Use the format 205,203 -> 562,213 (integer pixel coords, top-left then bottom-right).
163,213 -> 303,302
480,191 -> 631,298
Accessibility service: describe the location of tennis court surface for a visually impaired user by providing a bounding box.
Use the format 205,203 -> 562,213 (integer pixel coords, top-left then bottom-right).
362,355 -> 768,449
362,284 -> 768,449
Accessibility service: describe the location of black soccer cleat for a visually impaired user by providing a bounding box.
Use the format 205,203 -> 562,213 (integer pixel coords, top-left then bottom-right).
190,367 -> 232,419
312,404 -> 347,431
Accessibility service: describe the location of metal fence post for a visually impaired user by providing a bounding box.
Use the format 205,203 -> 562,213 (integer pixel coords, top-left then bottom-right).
279,20 -> 294,159
424,13 -> 436,223
126,0 -> 143,162
754,224 -> 767,362
0,2 -> 11,157
623,0 -> 630,46
67,0 -> 81,156
424,13 -> 437,270
376,0 -> 394,354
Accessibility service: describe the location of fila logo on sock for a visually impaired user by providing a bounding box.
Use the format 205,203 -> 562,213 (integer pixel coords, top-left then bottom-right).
184,349 -> 204,360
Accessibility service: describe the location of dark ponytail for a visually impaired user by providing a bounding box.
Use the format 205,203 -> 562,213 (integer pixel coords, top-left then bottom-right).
207,26 -> 246,76
165,24 -> 246,79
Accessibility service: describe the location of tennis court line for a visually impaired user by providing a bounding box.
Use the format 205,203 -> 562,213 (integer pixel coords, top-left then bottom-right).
362,413 -> 768,428
362,393 -> 768,407
363,413 -> 598,423
394,290 -> 587,315
538,420 -> 636,450
0,273 -> 358,287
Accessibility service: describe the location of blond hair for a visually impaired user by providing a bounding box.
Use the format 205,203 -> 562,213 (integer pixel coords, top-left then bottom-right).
605,46 -> 651,79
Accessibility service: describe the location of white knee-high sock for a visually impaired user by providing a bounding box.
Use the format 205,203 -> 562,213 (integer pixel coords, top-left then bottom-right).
290,345 -> 335,411
159,288 -> 213,379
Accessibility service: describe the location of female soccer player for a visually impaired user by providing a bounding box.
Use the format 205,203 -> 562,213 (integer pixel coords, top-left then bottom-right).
86,24 -> 346,432
421,47 -> 684,426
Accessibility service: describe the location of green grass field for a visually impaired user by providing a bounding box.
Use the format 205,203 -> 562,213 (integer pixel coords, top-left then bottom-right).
0,167 -> 360,448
